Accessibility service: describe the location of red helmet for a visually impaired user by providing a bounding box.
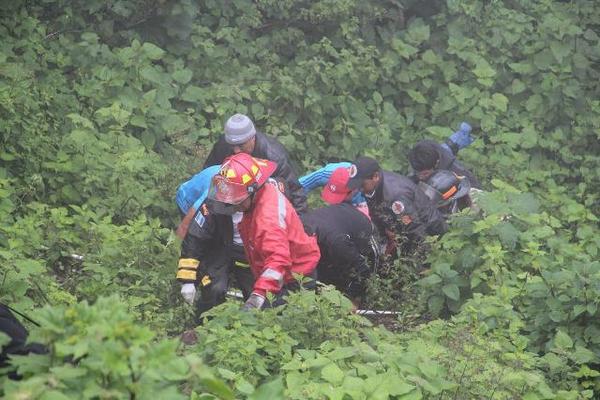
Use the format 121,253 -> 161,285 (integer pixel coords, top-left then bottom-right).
208,153 -> 277,207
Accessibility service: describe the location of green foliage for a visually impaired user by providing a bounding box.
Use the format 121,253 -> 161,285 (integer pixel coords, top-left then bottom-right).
2,0 -> 599,197
1,0 -> 599,397
0,296 -> 234,399
422,304 -> 586,400
419,183 -> 600,394
189,289 -> 577,399
0,201 -> 183,332
280,338 -> 455,400
195,287 -> 364,387
363,244 -> 429,327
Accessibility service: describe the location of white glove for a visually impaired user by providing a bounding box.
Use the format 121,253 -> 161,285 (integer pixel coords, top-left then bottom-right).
181,283 -> 196,305
242,293 -> 266,311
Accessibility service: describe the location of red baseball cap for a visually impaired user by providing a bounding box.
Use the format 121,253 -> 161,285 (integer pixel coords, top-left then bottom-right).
321,167 -> 352,204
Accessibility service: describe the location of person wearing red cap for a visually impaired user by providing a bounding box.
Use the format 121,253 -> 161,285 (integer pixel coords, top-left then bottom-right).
299,163 -> 370,218
320,166 -> 371,219
207,153 -> 320,310
328,157 -> 448,256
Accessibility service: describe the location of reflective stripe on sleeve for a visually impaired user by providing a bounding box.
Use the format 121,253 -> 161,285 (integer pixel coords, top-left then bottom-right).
261,268 -> 284,285
277,191 -> 287,229
176,268 -> 197,281
178,258 -> 200,269
201,275 -> 212,286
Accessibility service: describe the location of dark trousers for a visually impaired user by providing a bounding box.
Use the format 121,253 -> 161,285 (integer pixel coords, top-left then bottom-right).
196,247 -> 255,318
317,262 -> 366,299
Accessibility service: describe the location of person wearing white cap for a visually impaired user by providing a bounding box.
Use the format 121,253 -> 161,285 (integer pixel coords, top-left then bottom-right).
203,114 -> 308,214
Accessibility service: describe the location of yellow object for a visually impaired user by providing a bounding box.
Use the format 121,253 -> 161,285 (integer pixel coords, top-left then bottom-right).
178,258 -> 200,269
201,275 -> 212,286
234,261 -> 250,268
176,269 -> 197,281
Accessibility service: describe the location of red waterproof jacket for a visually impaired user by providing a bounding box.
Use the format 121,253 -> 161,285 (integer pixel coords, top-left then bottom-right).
239,183 -> 320,297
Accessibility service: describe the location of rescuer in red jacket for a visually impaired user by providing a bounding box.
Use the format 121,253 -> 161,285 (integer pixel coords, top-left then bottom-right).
207,153 -> 320,310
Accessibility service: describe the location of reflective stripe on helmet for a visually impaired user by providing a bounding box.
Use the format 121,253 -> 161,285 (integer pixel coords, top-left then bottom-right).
441,185 -> 458,200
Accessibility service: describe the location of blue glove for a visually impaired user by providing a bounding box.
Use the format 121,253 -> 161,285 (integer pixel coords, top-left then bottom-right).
448,122 -> 474,150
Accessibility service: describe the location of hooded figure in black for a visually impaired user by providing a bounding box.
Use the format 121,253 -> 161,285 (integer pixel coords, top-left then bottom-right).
408,140 -> 481,189
303,203 -> 379,301
203,114 -> 307,214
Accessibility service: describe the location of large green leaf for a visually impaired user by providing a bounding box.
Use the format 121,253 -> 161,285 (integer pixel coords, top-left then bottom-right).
442,284 -> 460,301
321,363 -> 345,385
142,42 -> 166,60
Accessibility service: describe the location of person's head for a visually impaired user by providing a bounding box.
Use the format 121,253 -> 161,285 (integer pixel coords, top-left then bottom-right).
418,170 -> 471,214
408,140 -> 441,181
321,167 -> 357,204
224,114 -> 257,154
207,153 -> 277,215
347,157 -> 381,196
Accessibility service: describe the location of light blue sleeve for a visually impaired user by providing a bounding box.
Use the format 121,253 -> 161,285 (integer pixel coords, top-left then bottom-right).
299,162 -> 351,194
176,165 -> 221,214
351,191 -> 366,205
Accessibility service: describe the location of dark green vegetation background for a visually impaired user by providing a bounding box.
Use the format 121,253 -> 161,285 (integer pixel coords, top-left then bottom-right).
1,0 -> 599,398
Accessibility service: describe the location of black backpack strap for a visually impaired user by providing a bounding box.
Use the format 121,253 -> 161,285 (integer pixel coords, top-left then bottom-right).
1,304 -> 40,327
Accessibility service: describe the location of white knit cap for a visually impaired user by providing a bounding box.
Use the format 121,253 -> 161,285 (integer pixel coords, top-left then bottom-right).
224,114 -> 257,145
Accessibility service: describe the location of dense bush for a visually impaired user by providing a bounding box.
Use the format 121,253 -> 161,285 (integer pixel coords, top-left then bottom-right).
2,292 -> 578,399
0,296 -> 235,399
193,289 -> 578,399
1,0 -> 599,397
420,183 -> 600,394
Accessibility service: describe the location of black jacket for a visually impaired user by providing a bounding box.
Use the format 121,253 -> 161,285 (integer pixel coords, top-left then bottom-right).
181,206 -> 246,265
367,170 -> 448,242
303,203 -> 377,278
203,131 -> 308,214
